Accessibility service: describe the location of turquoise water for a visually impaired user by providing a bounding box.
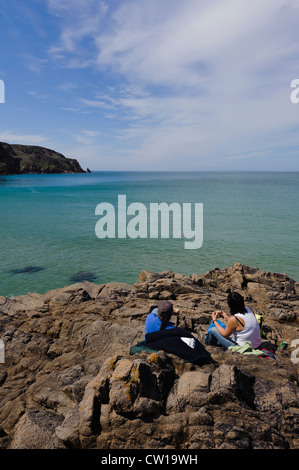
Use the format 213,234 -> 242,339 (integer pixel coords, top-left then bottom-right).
0,171 -> 298,297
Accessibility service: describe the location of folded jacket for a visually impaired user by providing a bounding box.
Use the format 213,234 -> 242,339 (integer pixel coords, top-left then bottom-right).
228,341 -> 264,356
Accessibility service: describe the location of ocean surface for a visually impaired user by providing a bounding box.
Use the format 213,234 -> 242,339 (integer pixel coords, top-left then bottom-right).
0,171 -> 298,298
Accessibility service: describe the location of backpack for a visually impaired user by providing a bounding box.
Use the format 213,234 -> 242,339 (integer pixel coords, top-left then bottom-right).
255,313 -> 266,339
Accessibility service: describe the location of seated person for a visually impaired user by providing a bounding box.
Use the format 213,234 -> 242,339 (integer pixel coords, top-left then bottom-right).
144,300 -> 178,336
141,300 -> 211,364
204,292 -> 261,350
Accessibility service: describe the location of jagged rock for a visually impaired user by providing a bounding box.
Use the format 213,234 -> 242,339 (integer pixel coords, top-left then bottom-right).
0,141 -> 86,174
0,263 -> 299,449
166,370 -> 211,412
209,364 -> 255,407
9,410 -> 65,449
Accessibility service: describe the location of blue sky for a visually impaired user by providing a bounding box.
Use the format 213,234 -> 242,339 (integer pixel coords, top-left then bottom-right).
1,0 -> 299,171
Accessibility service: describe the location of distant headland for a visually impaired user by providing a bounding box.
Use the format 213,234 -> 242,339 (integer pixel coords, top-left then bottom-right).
0,141 -> 90,174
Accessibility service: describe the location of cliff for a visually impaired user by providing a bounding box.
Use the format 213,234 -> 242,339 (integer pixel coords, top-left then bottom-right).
0,141 -> 86,174
0,263 -> 299,450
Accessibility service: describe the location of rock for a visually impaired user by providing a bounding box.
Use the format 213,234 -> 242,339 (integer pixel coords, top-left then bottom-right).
78,381 -> 101,448
166,370 -> 211,412
209,364 -> 255,407
0,263 -> 299,449
9,410 -> 65,449
0,143 -> 20,174
270,308 -> 297,322
0,141 -> 86,174
55,408 -> 81,448
254,378 -> 283,412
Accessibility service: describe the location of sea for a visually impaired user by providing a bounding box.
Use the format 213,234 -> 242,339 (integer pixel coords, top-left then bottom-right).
0,171 -> 298,298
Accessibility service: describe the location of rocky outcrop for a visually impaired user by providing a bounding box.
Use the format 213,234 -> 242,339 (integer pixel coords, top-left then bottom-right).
0,263 -> 299,449
0,141 -> 86,174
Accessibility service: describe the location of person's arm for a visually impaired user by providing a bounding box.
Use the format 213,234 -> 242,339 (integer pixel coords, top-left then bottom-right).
145,312 -> 159,335
211,311 -> 236,338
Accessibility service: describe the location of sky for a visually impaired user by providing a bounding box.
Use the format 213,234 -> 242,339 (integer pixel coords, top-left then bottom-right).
1,0 -> 299,171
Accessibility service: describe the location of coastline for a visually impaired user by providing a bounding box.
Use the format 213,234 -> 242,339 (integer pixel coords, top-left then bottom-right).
0,141 -> 87,175
1,263 -> 299,449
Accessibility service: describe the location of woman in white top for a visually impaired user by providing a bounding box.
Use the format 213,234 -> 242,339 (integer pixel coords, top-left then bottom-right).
205,292 -> 261,350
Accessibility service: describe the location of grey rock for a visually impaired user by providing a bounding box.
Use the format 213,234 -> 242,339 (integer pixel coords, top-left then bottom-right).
0,264 -> 299,450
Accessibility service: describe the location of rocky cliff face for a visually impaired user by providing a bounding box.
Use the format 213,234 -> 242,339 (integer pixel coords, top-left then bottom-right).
0,141 -> 86,174
0,263 -> 298,449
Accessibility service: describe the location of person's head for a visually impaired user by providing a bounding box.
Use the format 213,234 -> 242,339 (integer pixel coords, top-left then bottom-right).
157,300 -> 173,330
227,291 -> 246,315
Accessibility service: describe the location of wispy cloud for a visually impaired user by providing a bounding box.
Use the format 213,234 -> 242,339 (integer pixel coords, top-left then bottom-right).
74,129 -> 101,145
43,1 -> 299,169
47,0 -> 108,63
22,55 -> 48,74
27,90 -> 49,100
0,131 -> 49,145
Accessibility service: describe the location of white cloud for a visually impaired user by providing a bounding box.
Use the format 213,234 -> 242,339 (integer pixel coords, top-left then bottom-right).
81,130 -> 101,137
22,55 -> 48,74
46,0 -> 299,169
74,129 -> 101,145
47,0 -> 108,58
27,91 -> 49,100
80,98 -> 114,110
0,131 -> 48,145
94,0 -> 296,88
57,82 -> 78,92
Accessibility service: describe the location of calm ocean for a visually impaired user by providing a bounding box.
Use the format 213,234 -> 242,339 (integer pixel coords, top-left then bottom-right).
0,171 -> 298,298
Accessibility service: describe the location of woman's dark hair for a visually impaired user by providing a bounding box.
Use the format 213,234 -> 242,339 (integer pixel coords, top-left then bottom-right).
157,300 -> 173,330
227,292 -> 246,315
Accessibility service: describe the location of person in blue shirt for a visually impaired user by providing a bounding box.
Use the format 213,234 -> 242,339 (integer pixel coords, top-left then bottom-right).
144,300 -> 178,337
